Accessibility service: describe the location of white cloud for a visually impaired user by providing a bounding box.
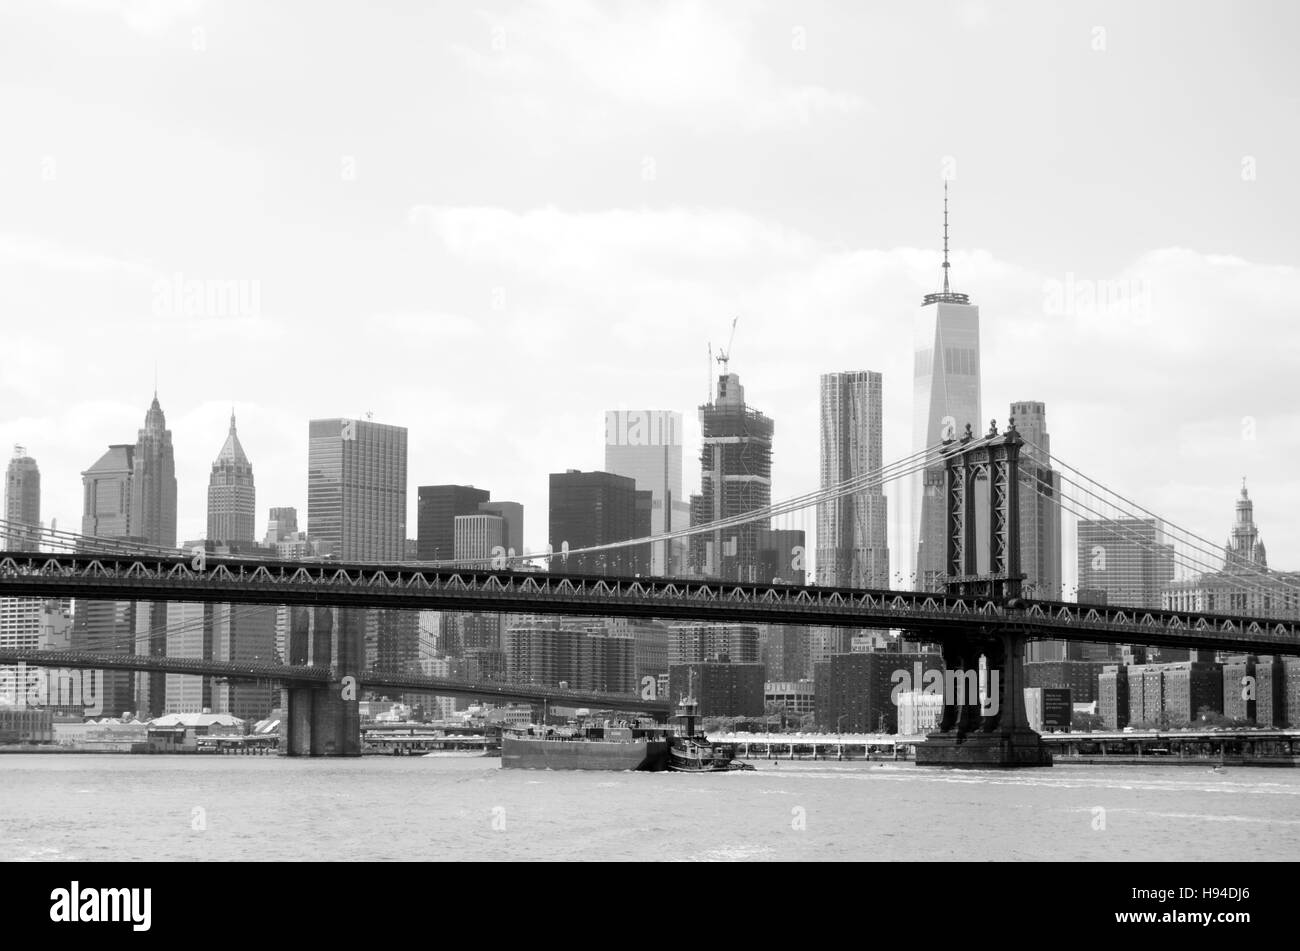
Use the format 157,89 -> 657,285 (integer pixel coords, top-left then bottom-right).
456,0 -> 865,130
43,0 -> 205,35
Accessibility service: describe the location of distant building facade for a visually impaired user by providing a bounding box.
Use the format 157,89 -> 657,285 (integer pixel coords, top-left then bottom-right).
667,622 -> 761,666
1077,518 -> 1175,609
815,651 -> 943,734
307,417 -> 407,562
4,446 -> 40,550
503,618 -> 636,694
548,470 -> 647,576
206,413 -> 255,544
816,370 -> 888,588
416,485 -> 490,562
604,410 -> 690,576
1163,483 -> 1300,619
691,372 -> 774,582
668,661 -> 765,718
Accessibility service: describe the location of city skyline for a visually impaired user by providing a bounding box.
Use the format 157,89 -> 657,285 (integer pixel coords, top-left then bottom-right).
4,0 -> 1300,882
2,380 -> 1294,589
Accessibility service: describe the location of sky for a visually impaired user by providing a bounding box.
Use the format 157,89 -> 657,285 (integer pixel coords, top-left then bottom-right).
1,0 -> 1298,586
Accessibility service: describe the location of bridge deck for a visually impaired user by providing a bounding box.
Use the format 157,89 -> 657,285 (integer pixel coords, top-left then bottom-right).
1,551 -> 1297,653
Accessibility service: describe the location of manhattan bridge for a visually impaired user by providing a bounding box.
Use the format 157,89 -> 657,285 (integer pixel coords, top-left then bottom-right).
2,421 -> 1298,764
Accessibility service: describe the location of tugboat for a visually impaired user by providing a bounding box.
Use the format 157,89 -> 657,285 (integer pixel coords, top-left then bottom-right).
666,671 -> 752,772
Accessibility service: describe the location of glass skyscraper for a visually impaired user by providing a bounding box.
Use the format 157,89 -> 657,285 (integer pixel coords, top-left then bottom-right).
548,469 -> 649,576
912,187 -> 981,591
416,485 -> 490,561
307,418 -> 408,562
1076,518 -> 1175,609
604,410 -> 689,576
817,370 -> 888,589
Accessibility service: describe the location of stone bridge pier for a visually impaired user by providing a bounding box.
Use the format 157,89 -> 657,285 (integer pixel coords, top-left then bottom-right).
281,606 -> 363,757
915,419 -> 1051,767
915,628 -> 1051,767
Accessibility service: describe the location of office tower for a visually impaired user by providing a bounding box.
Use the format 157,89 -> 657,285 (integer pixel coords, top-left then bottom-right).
817,371 -> 889,588
416,485 -> 491,561
477,501 -> 524,556
368,608 -> 421,678
73,440 -> 138,716
264,507 -> 298,546
604,410 -> 691,575
1077,518 -> 1175,608
447,511 -> 512,659
1010,401 -> 1062,600
308,418 -> 407,561
1071,587 -> 1118,662
206,413 -> 255,544
81,444 -> 135,539
4,447 -> 40,550
548,470 -> 645,576
129,393 -> 178,715
306,417 -> 407,710
419,487 -> 518,672
913,185 -> 981,591
453,513 -> 505,563
164,602 -> 277,720
691,371 -> 774,582
1,448 -> 46,709
1010,402 -> 1064,661
131,392 -> 178,548
633,490 -> 653,575
757,528 -> 805,584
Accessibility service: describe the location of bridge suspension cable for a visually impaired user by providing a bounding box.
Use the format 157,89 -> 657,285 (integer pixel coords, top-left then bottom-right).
1021,444 -> 1300,601
0,439 -> 966,575
1020,452 -> 1300,609
472,436 -> 979,570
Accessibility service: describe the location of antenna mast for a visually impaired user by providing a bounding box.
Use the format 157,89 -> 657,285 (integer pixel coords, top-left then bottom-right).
942,180 -> 951,295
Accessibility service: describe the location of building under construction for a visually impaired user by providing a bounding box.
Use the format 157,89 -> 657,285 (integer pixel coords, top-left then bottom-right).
690,371 -> 774,582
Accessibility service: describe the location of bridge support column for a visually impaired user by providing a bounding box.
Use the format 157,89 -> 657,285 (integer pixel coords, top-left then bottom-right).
282,686 -> 313,756
917,631 -> 1051,768
280,684 -> 361,757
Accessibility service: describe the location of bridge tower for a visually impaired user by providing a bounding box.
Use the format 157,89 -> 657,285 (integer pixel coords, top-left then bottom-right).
280,606 -> 363,756
916,419 -> 1052,767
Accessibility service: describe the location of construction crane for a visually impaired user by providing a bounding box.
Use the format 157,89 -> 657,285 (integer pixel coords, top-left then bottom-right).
715,315 -> 739,375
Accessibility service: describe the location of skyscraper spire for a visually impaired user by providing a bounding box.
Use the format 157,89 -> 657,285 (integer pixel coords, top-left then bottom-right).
942,179 -> 951,295
922,182 -> 970,306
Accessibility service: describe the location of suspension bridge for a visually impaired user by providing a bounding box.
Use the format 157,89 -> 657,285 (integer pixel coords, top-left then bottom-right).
2,421 -> 1297,761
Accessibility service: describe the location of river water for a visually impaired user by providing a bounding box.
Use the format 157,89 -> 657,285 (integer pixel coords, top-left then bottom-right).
2,755 -> 1297,861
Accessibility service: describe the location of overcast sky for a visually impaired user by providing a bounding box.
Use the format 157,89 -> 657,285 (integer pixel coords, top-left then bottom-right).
2,0 -> 1297,585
